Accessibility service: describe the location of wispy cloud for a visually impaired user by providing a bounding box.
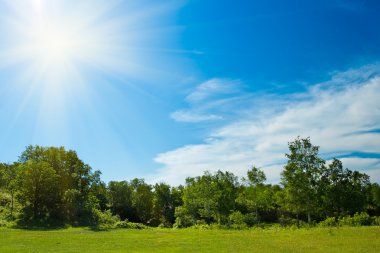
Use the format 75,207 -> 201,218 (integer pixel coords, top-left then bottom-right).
185,78 -> 242,103
170,78 -> 245,123
171,110 -> 223,123
152,64 -> 380,185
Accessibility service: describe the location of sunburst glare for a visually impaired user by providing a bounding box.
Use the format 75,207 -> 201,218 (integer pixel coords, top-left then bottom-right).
0,0 -> 184,143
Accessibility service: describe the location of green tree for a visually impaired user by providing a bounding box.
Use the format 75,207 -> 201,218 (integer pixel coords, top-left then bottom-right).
108,181 -> 133,220
182,172 -> 218,224
0,163 -> 20,220
17,145 -> 103,224
213,171 -> 239,224
17,161 -> 60,220
320,158 -> 370,217
153,183 -> 182,226
181,171 -> 238,225
371,183 -> 380,214
237,167 -> 275,223
281,137 -> 325,225
131,179 -> 153,224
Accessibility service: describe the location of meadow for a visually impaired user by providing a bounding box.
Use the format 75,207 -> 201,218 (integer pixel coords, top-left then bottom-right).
0,226 -> 379,253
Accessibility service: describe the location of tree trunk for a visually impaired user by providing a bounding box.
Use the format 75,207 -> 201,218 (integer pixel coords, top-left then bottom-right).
296,210 -> 299,228
307,212 -> 311,224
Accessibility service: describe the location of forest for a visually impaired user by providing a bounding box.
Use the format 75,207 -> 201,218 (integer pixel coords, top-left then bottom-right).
1,137 -> 380,229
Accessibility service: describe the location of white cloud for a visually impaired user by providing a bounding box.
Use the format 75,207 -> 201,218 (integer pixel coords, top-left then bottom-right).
185,78 -> 242,103
171,78 -> 245,123
171,110 -> 223,123
152,65 -> 380,185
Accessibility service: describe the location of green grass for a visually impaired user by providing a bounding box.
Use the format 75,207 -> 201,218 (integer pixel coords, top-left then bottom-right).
0,226 -> 379,252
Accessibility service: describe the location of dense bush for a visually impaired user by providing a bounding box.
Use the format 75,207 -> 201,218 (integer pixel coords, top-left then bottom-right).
319,213 -> 379,227
0,219 -> 7,227
93,209 -> 120,230
373,216 -> 380,226
244,213 -> 259,227
339,212 -> 373,226
114,219 -> 147,229
318,217 -> 338,227
229,211 -> 248,229
173,206 -> 194,228
278,215 -> 299,227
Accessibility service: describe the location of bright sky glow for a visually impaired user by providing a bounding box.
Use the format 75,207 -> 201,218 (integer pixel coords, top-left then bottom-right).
1,0 -> 380,185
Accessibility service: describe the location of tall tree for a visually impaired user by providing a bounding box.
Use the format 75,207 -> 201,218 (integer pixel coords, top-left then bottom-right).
320,158 -> 370,217
17,145 -> 103,223
182,172 -> 219,224
131,178 -> 153,224
214,171 -> 239,224
17,161 -> 60,220
0,163 -> 19,219
281,137 -> 325,225
237,167 -> 275,223
153,182 -> 182,225
108,181 -> 133,220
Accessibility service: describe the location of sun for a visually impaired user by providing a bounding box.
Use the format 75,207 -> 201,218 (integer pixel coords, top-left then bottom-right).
30,0 -> 75,64
33,24 -> 77,63
0,0 -> 183,140
18,1 -> 90,71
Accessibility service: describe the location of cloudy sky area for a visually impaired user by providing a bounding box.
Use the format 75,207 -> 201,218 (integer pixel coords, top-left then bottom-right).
155,65 -> 380,184
0,0 -> 379,185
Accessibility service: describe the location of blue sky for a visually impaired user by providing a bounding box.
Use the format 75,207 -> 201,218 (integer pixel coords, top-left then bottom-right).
0,0 -> 380,184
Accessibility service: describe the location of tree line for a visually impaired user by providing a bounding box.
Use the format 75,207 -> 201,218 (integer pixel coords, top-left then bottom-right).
1,137 -> 380,228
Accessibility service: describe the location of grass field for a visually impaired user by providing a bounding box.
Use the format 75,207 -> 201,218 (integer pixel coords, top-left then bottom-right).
0,226 -> 379,252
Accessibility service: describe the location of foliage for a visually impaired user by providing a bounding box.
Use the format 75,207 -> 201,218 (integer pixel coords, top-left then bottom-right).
281,137 -> 325,225
173,206 -> 194,228
17,161 -> 60,221
114,219 -> 148,229
319,158 -> 370,217
92,209 -> 120,230
1,138 -> 379,229
339,212 -> 373,226
318,217 -> 338,227
373,216 -> 380,225
229,211 -> 248,229
243,212 -> 259,227
107,181 -> 133,220
130,179 -> 154,224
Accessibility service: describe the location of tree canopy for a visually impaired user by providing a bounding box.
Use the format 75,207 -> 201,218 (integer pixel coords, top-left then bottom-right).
0,138 -> 378,228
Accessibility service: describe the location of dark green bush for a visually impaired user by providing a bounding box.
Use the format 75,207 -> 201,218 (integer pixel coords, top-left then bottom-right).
339,212 -> 373,226
114,219 -> 147,229
319,217 -> 338,227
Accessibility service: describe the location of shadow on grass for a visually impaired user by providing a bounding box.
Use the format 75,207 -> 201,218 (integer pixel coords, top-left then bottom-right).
14,219 -> 74,231
13,222 -> 113,232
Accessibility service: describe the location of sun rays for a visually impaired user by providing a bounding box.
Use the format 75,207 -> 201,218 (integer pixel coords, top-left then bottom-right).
0,0 -> 184,143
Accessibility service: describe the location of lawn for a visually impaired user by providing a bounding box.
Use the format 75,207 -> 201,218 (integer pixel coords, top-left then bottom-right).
0,226 -> 379,252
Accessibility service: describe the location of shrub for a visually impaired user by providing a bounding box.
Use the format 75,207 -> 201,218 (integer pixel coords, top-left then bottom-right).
228,211 -> 248,229
173,206 -> 194,228
373,216 -> 380,226
191,224 -> 211,230
244,213 -> 258,227
339,212 -> 373,226
93,209 -> 119,230
209,223 -> 228,230
158,221 -> 172,228
114,219 -> 147,229
229,211 -> 245,225
0,219 -> 8,227
319,217 -> 337,227
278,215 -> 297,227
